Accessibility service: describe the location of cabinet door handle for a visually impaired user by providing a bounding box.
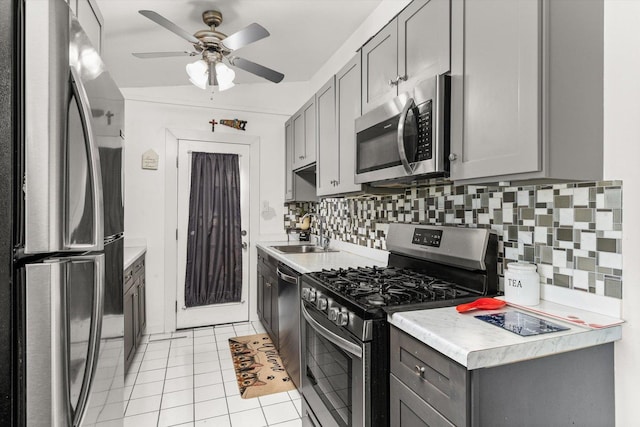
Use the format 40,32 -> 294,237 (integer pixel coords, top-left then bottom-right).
266,282 -> 271,288
415,365 -> 426,378
388,74 -> 407,86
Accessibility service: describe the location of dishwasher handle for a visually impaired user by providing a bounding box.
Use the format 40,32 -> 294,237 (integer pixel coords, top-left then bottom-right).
277,267 -> 298,284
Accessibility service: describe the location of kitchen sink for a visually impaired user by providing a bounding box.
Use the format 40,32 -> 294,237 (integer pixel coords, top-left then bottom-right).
271,245 -> 338,254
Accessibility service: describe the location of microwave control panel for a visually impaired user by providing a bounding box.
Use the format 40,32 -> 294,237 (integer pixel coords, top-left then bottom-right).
415,100 -> 432,161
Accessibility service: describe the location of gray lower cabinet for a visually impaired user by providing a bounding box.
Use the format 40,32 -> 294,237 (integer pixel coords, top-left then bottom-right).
124,253 -> 146,372
391,326 -> 467,427
257,248 -> 278,347
390,326 -> 615,427
449,0 -> 604,183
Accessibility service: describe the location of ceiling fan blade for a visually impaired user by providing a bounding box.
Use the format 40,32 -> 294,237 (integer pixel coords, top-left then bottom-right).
132,51 -> 196,59
221,23 -> 270,50
139,10 -> 200,45
231,57 -> 284,83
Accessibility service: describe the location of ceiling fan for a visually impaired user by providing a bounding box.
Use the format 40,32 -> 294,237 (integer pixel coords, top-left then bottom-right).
132,9 -> 285,90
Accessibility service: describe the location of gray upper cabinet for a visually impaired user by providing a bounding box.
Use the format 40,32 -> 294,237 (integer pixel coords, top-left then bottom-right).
75,0 -> 104,54
335,55 -> 363,194
449,0 -> 540,181
292,97 -> 316,170
361,19 -> 398,114
284,118 -> 294,201
362,0 -> 451,114
284,116 -> 317,202
398,0 -> 451,93
316,77 -> 337,196
449,0 -> 604,183
317,55 -> 363,196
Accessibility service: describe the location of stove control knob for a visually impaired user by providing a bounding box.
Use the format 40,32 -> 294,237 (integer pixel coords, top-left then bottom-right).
328,307 -> 340,322
308,289 -> 317,303
316,297 -> 328,311
301,288 -> 309,300
336,311 -> 349,326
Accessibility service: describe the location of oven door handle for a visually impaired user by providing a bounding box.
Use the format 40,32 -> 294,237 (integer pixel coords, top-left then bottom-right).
301,303 -> 363,359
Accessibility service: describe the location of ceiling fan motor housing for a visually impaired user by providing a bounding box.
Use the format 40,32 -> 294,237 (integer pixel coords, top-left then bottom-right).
202,10 -> 223,28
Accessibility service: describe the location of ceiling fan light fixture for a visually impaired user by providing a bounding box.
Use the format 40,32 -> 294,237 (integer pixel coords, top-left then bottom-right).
186,59 -> 208,89
215,62 -> 236,91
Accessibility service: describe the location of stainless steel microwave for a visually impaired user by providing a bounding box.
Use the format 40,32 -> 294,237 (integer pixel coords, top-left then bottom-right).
355,75 -> 449,184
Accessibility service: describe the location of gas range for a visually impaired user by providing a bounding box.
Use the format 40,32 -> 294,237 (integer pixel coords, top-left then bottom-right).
307,265 -> 473,310
300,224 -> 498,427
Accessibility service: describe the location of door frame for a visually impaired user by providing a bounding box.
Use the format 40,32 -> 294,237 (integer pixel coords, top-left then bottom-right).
164,128 -> 260,333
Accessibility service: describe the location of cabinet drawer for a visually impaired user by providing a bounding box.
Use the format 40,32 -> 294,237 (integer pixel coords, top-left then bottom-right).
124,266 -> 135,292
132,256 -> 145,276
390,374 -> 455,427
391,326 -> 468,427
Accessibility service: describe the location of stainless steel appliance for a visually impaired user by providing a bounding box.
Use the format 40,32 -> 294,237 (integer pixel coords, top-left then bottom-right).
300,224 -> 498,427
1,0 -> 125,425
355,75 -> 450,185
277,262 -> 302,388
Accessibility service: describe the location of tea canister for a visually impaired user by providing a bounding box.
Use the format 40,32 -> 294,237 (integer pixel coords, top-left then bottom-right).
504,262 -> 540,306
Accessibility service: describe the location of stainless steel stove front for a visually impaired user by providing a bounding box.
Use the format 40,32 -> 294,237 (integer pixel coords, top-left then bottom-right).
300,300 -> 368,427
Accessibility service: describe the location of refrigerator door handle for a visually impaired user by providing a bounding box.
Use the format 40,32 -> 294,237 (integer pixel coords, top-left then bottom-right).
72,254 -> 105,427
68,67 -> 104,252
26,261 -> 73,426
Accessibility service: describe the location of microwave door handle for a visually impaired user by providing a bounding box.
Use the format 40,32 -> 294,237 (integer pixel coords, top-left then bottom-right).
72,254 -> 105,426
69,67 -> 104,252
397,97 -> 416,175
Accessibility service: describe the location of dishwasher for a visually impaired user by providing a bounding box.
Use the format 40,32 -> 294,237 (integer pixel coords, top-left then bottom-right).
277,262 -> 302,389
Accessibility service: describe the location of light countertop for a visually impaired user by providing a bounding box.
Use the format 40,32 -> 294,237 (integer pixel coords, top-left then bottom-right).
256,241 -> 387,273
124,246 -> 146,270
389,305 -> 622,370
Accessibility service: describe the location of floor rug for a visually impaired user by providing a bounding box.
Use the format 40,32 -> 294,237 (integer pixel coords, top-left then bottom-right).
228,333 -> 296,399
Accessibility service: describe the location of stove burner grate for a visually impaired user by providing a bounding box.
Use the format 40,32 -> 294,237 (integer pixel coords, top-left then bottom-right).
311,266 -> 472,309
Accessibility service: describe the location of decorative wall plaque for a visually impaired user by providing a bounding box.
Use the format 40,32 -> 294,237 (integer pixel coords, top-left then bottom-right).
142,149 -> 159,170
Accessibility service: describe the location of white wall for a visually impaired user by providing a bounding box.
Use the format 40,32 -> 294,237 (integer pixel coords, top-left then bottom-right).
123,87 -> 301,334
603,1 -> 640,425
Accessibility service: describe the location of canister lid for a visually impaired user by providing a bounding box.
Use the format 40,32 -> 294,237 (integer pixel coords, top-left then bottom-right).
506,262 -> 538,272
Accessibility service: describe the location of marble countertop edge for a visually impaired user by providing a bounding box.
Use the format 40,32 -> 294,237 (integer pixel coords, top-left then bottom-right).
124,246 -> 146,270
389,308 -> 622,370
256,241 -> 387,273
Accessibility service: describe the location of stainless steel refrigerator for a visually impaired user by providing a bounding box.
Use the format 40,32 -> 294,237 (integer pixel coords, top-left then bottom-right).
1,0 -> 125,425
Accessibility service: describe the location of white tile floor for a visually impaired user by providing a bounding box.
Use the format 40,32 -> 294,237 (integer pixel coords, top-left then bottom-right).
124,322 -> 303,427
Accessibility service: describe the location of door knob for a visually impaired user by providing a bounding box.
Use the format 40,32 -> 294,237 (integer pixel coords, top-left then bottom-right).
242,242 -> 248,250
448,153 -> 458,161
241,230 -> 247,236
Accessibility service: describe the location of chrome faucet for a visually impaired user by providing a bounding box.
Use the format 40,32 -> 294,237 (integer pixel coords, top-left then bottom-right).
301,212 -> 330,250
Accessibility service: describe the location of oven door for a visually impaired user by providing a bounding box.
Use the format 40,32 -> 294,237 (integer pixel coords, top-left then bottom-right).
301,302 -> 369,427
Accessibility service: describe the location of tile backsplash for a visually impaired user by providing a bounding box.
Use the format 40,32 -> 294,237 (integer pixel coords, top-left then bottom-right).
285,180 -> 623,299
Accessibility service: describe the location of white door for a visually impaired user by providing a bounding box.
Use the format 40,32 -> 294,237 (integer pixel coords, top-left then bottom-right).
176,139 -> 251,328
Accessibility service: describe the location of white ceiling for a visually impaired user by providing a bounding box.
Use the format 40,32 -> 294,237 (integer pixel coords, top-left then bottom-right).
95,0 -> 384,88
